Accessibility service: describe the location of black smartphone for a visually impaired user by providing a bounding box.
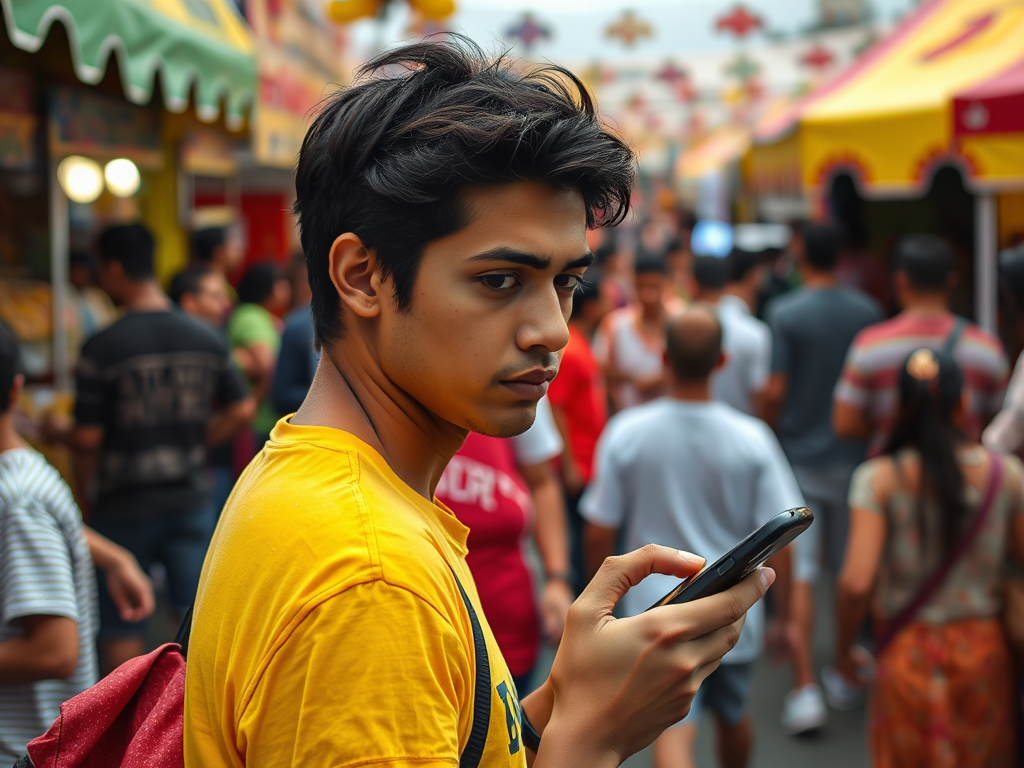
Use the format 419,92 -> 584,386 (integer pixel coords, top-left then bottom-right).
645,507 -> 813,611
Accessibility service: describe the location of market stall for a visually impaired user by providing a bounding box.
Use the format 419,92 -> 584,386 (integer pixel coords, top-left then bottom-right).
0,0 -> 258,389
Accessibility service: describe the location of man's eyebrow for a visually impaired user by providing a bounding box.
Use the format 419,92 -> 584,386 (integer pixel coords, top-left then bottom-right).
466,248 -> 595,271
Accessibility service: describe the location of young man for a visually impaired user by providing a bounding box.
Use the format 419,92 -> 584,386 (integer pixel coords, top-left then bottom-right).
834,234 -> 1009,455
183,40 -> 775,768
690,256 -> 771,417
762,222 -> 882,733
582,306 -> 799,768
192,225 -> 244,283
595,255 -> 679,412
48,224 -> 251,673
1,323 -> 153,761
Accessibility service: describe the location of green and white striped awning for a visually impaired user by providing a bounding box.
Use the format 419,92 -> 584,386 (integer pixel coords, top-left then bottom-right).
2,0 -> 257,129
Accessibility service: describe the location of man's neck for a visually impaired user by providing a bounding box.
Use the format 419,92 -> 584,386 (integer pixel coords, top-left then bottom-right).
724,286 -> 754,312
669,380 -> 712,402
0,418 -> 27,454
292,348 -> 467,500
800,266 -> 837,288
639,303 -> 663,324
902,294 -> 949,315
693,289 -> 723,305
123,281 -> 172,313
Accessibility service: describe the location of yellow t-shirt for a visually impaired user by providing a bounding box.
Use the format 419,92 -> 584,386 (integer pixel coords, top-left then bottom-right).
184,418 -> 528,768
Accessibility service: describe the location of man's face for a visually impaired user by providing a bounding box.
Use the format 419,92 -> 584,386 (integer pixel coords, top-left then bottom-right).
635,271 -> 665,311
377,181 -> 590,438
187,273 -> 232,326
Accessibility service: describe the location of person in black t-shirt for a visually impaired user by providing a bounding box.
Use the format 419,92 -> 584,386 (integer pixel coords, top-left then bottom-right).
47,224 -> 251,673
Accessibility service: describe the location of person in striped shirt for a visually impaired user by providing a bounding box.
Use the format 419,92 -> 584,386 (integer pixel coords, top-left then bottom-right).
0,323 -> 154,761
834,234 -> 1009,457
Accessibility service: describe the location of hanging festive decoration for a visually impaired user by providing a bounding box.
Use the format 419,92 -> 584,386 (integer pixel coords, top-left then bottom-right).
328,0 -> 455,23
799,43 -> 836,73
504,12 -> 553,51
580,62 -> 616,94
724,52 -> 760,84
714,4 -> 764,40
605,10 -> 654,48
653,61 -> 696,103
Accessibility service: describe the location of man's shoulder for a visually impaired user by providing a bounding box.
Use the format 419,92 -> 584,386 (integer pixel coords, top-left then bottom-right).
82,310 -> 226,361
0,449 -> 75,521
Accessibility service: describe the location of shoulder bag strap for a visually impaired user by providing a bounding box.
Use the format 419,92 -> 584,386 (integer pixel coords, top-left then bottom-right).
942,316 -> 967,357
175,570 -> 492,766
875,451 -> 1004,655
450,567 -> 491,768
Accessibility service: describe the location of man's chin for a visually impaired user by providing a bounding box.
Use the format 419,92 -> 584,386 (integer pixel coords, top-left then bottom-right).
464,402 -> 538,438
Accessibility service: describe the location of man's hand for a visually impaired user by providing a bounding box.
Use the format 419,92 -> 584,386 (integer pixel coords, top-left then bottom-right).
539,579 -> 574,645
105,554 -> 155,623
529,544 -> 774,767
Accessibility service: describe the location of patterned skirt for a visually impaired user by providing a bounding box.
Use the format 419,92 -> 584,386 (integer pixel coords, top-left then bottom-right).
871,618 -> 1019,768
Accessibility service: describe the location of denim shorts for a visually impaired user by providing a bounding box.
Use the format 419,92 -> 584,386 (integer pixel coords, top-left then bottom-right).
678,661 -> 755,727
90,491 -> 215,638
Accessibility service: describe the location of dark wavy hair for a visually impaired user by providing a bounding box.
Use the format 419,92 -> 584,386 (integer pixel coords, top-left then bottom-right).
293,36 -> 636,347
883,347 -> 967,557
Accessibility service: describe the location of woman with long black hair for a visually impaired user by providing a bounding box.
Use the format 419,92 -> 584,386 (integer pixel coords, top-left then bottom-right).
834,347 -> 1022,767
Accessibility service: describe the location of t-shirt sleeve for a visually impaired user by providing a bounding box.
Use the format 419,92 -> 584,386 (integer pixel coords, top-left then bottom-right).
239,580 -> 470,768
216,350 -> 248,407
0,501 -> 80,625
749,325 -> 771,391
73,341 -> 105,426
511,396 -> 563,466
848,461 -> 883,515
229,307 -> 280,351
834,333 -> 871,407
579,424 -> 627,529
754,425 -> 805,526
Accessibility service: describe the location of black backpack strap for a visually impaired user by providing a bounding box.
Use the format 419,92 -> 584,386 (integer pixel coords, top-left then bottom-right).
450,568 -> 490,768
175,603 -> 194,660
943,316 -> 967,357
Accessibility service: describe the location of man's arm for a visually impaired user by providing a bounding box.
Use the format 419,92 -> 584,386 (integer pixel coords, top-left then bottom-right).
584,522 -> 617,583
0,615 -> 79,684
521,460 -> 574,643
84,527 -> 155,623
833,399 -> 871,441
549,403 -> 584,496
762,373 -> 787,429
207,397 -> 256,448
67,425 -> 103,520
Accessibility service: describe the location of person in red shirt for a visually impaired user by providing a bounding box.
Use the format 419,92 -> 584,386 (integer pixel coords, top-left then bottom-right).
548,275 -> 611,595
435,398 -> 573,695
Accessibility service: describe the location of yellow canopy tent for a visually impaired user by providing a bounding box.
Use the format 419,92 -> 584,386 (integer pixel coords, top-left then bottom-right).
799,0 -> 1024,197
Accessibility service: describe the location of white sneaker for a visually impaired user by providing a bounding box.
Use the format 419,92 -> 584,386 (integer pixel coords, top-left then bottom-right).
821,666 -> 865,710
781,684 -> 827,735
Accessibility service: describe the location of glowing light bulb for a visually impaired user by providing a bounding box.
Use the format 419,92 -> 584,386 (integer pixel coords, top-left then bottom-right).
57,156 -> 103,204
104,158 -> 141,198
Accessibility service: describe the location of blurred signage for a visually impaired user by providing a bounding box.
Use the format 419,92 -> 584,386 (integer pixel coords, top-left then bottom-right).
0,67 -> 37,170
48,86 -> 162,168
248,0 -> 347,168
181,129 -> 240,177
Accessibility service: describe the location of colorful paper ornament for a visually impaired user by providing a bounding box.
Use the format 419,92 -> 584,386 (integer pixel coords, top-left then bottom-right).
605,10 -> 654,48
714,4 -> 764,39
504,12 -> 553,50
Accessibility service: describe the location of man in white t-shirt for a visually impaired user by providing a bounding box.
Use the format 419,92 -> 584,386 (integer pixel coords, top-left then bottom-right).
582,306 -> 800,768
690,255 -> 771,417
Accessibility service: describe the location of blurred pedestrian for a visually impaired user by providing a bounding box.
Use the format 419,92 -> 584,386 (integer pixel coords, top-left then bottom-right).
834,348 -> 1021,767
690,256 -> 770,418
984,243 -> 1024,456
583,306 -> 799,768
722,248 -> 763,317
227,262 -> 291,449
0,322 -> 154,761
834,234 -> 1008,455
548,274 -> 610,596
168,265 -> 232,328
192,225 -> 244,296
170,266 -> 255,517
68,249 -> 116,337
270,252 -> 318,416
594,254 -> 679,412
435,398 -> 573,695
762,222 -> 884,735
45,224 -> 250,673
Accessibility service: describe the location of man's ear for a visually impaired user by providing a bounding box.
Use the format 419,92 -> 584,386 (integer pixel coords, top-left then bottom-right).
328,232 -> 381,320
715,351 -> 728,372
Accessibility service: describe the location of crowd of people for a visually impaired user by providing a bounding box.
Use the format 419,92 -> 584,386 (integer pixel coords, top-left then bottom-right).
0,38 -> 1021,768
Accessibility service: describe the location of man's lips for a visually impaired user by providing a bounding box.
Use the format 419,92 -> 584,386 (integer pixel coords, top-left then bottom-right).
499,368 -> 558,400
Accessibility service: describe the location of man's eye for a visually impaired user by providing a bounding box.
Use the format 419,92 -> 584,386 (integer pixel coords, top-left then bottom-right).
481,274 -> 517,291
555,274 -> 581,291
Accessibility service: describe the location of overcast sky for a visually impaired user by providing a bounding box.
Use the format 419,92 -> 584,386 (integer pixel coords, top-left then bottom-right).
348,0 -> 920,62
